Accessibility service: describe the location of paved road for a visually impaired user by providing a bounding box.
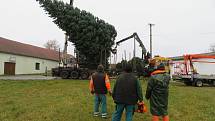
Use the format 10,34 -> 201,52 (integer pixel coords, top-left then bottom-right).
0,75 -> 57,80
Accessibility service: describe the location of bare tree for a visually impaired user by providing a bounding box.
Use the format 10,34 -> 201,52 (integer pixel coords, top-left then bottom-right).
209,43 -> 215,52
44,40 -> 60,51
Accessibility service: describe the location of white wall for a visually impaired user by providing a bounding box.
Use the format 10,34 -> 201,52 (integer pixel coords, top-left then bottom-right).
170,58 -> 215,76
0,52 -> 59,75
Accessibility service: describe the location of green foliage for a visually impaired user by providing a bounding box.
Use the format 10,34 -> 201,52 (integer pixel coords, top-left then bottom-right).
116,57 -> 148,76
36,0 -> 117,69
116,60 -> 127,72
128,57 -> 148,76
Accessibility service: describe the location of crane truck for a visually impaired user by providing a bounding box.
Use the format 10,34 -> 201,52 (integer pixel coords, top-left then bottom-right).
175,54 -> 215,87
51,34 -> 89,79
112,32 -> 150,60
111,32 -> 151,76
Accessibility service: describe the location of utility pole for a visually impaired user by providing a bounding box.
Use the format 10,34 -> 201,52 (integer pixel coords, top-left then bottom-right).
124,50 -> 127,61
58,48 -> 61,67
133,37 -> 136,58
133,37 -> 136,72
70,0 -> 74,6
149,23 -> 155,58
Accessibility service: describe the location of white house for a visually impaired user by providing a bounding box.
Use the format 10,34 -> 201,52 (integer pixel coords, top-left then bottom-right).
170,53 -> 215,76
0,37 -> 61,75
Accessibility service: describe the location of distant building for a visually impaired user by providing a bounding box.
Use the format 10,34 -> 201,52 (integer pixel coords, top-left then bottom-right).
169,52 -> 215,76
0,37 -> 62,75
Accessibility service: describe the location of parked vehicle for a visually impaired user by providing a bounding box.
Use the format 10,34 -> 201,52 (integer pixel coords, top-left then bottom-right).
52,34 -> 89,79
52,66 -> 89,79
175,54 -> 215,87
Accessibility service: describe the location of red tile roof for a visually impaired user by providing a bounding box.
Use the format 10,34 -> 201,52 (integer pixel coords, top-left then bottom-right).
0,37 -> 61,61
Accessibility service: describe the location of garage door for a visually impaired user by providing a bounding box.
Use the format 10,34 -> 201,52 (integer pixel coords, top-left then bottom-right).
4,62 -> 15,75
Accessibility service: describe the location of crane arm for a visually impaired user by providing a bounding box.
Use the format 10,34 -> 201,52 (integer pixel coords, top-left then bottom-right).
183,54 -> 215,74
70,0 -> 74,6
133,32 -> 147,57
113,32 -> 149,60
112,34 -> 134,54
185,54 -> 215,59
115,34 -> 134,46
62,34 -> 68,66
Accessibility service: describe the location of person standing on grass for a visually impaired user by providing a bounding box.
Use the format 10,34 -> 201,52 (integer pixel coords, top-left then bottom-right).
89,64 -> 112,118
112,63 -> 143,121
145,63 -> 171,121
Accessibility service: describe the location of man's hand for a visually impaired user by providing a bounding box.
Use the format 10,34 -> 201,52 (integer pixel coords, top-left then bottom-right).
138,101 -> 144,105
91,90 -> 95,95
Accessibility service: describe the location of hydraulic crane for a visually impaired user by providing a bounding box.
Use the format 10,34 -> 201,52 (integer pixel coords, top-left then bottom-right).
112,32 -> 150,60
183,54 -> 215,75
177,54 -> 215,87
111,32 -> 172,76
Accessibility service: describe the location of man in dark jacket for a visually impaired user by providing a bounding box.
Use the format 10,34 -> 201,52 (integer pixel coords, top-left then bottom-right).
112,64 -> 143,121
145,63 -> 170,121
89,65 -> 112,118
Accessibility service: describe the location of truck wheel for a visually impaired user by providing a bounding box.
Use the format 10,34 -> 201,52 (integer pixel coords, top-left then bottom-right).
80,72 -> 89,79
60,71 -> 69,79
195,80 -> 203,87
70,71 -> 79,79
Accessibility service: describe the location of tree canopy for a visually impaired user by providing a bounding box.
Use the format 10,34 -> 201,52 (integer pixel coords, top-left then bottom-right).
36,0 -> 117,69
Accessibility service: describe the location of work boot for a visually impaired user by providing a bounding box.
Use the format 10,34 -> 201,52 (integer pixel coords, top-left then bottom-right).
152,115 -> 159,121
94,112 -> 100,117
163,115 -> 169,121
101,113 -> 107,118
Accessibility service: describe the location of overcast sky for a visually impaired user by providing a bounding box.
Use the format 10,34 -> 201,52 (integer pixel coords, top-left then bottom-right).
0,0 -> 215,62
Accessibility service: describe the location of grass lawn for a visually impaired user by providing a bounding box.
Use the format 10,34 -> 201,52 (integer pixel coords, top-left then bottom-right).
0,79 -> 214,121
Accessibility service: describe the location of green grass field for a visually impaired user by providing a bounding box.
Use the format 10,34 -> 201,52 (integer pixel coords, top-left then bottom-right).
0,79 -> 214,121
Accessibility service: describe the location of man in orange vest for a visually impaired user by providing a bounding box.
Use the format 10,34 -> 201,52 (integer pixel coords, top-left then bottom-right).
89,64 -> 112,118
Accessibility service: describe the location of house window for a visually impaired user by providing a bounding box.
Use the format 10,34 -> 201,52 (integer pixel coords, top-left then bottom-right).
35,63 -> 40,70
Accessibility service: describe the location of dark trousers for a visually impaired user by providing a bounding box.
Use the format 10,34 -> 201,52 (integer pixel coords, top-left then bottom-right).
112,103 -> 135,121
94,94 -> 107,117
